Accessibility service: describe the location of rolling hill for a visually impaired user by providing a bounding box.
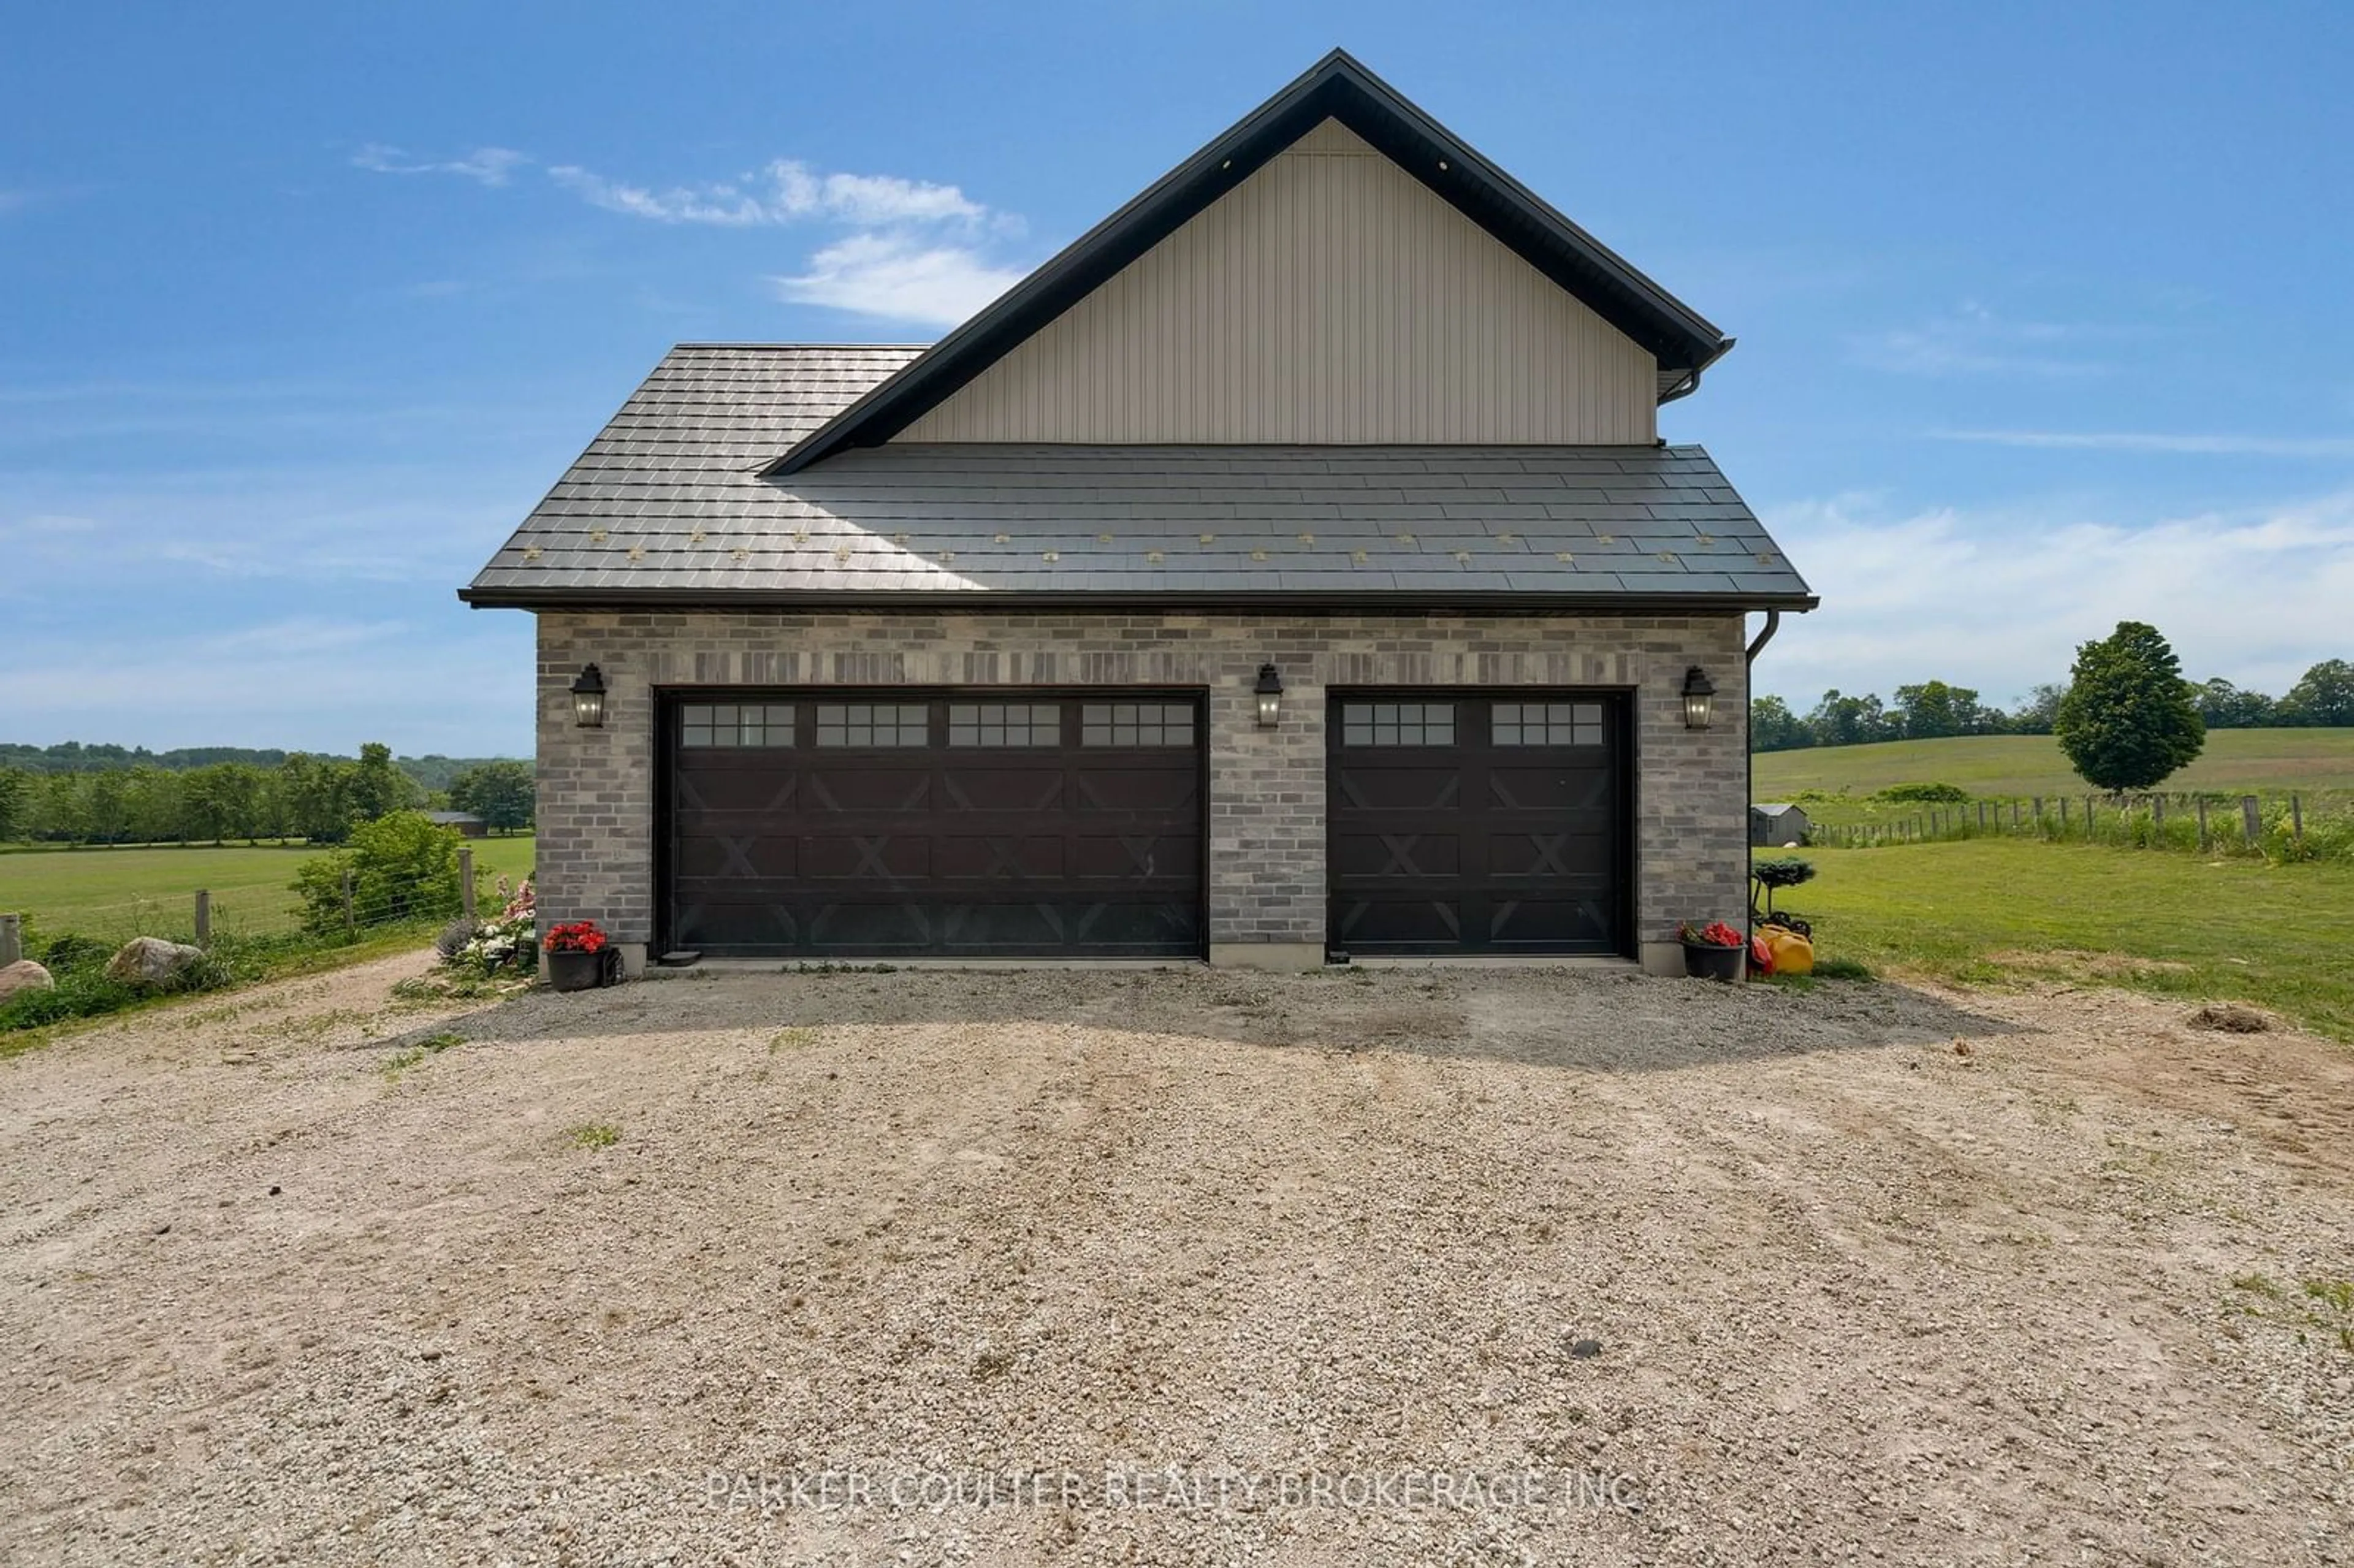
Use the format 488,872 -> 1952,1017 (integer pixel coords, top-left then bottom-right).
1752,728 -> 2354,801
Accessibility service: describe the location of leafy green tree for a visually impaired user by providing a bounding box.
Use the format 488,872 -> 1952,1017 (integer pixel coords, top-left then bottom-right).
2053,621 -> 2206,791
2276,659 -> 2354,728
0,766 -> 28,842
122,767 -> 183,843
1747,695 -> 1811,753
85,770 -> 134,843
290,812 -> 466,934
275,753 -> 353,843
33,772 -> 88,841
2194,677 -> 2277,729
1892,680 -> 1981,739
1807,689 -> 1894,747
346,742 -> 415,823
2009,683 -> 2066,735
446,759 -> 536,832
181,762 -> 267,843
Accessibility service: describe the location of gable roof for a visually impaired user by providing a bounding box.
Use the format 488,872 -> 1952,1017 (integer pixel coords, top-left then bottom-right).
460,345 -> 1815,612
768,48 -> 1732,476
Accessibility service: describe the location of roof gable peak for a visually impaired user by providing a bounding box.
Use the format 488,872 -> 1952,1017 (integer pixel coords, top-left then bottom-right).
768,49 -> 1731,476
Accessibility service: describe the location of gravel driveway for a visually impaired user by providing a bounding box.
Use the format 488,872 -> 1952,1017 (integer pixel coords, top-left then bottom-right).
2,955 -> 2350,1566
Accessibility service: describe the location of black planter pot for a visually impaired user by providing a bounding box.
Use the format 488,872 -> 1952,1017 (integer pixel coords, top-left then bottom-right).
547,948 -> 603,992
1682,941 -> 1746,983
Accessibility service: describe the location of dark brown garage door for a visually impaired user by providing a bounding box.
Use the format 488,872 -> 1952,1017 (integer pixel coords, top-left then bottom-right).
663,692 -> 1204,958
1327,693 -> 1629,957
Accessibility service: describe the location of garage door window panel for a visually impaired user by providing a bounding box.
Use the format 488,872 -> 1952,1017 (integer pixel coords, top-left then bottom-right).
815,703 -> 930,747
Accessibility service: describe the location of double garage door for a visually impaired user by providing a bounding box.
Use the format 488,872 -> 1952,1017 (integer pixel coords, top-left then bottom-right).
661,688 -> 1628,960
665,692 -> 1205,958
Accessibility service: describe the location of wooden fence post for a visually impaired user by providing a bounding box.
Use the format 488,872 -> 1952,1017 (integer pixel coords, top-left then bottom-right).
2152,796 -> 2165,840
0,913 -> 19,968
2011,801 -> 2021,828
459,847 -> 476,921
2060,797 -> 2071,831
341,868 -> 356,935
2292,793 -> 2304,842
2196,796 -> 2209,851
194,890 -> 210,946
2242,796 -> 2261,846
2033,796 -> 2044,828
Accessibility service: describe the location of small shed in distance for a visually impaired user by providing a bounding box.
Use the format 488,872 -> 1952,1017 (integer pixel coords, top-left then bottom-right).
1750,802 -> 1811,847
424,810 -> 490,839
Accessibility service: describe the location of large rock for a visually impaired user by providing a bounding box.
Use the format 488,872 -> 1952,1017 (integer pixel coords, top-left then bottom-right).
105,938 -> 206,988
0,960 -> 54,1001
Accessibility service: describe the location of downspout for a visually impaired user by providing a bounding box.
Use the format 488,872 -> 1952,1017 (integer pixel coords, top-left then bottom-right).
1743,610 -> 1782,931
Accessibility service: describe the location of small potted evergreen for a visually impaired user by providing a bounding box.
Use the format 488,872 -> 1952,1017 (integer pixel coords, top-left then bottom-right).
1678,919 -> 1747,982
543,920 -> 611,992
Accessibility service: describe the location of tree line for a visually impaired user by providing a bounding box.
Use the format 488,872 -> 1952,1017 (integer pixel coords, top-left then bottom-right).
0,747 -> 535,845
0,740 -> 506,794
1752,658 -> 2354,753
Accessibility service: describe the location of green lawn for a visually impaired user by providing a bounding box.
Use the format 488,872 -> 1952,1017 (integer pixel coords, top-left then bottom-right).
1754,728 -> 2354,801
0,837 -> 536,938
1786,838 -> 2354,1041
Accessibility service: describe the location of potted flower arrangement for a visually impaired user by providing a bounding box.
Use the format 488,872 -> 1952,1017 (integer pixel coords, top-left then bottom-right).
543,919 -> 611,992
1678,919 -> 1747,982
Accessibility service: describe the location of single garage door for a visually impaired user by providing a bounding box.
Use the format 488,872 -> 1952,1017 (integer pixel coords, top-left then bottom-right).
1327,693 -> 1629,957
664,691 -> 1204,959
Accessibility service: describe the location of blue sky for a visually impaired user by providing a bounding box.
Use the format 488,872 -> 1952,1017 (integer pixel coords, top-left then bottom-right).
4,1 -> 2348,755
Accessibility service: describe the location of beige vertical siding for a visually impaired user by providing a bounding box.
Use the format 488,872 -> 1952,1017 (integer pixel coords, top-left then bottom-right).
897,119 -> 1659,446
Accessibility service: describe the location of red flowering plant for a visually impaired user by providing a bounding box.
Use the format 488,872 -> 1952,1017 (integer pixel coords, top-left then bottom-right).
543,920 -> 609,955
1677,919 -> 1746,950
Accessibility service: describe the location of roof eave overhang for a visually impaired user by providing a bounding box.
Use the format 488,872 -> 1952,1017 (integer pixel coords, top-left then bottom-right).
460,586 -> 1818,615
765,48 -> 1732,478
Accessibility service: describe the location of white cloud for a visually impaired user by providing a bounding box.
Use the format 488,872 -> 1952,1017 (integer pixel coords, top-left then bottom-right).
1850,302 -> 2118,378
545,158 -> 985,229
351,144 -> 531,186
772,233 -> 1026,327
349,140 -> 1028,327
1933,429 -> 2354,459
1753,488 -> 2354,706
547,164 -> 774,226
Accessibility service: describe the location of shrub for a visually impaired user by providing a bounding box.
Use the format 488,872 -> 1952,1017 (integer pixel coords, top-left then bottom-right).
1877,782 -> 1970,804
290,811 -> 465,936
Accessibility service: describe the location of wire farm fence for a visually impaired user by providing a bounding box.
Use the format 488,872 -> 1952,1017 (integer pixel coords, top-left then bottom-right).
1811,790 -> 2354,864
0,847 -> 514,970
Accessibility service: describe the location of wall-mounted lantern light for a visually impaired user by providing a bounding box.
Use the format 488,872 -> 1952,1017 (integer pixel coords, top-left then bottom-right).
1681,666 -> 1716,731
570,663 -> 608,729
1254,663 -> 1284,729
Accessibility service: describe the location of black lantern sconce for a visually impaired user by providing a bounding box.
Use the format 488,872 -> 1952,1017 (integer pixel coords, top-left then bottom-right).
570,663 -> 608,729
1681,666 -> 1716,731
1254,663 -> 1284,729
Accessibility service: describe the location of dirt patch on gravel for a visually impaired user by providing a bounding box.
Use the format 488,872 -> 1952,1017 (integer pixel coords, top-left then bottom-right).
2,956 -> 2349,1565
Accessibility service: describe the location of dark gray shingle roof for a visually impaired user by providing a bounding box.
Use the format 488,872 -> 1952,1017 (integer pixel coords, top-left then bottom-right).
464,345 -> 1813,609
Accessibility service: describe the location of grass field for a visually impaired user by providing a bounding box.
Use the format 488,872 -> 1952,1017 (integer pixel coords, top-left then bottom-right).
1754,728 -> 2354,800
0,837 -> 536,938
1785,839 -> 2354,1041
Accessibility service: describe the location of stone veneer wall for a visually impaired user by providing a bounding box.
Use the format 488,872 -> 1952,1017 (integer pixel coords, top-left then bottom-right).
533,610 -> 1749,972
